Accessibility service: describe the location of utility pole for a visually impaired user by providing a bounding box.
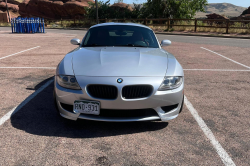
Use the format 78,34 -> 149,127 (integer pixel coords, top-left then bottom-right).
95,0 -> 98,24
5,0 -> 11,22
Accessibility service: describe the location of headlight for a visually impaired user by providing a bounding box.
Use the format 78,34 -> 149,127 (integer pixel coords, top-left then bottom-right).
158,76 -> 183,91
56,75 -> 81,90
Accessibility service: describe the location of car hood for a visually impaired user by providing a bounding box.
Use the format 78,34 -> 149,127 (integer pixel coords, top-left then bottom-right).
72,47 -> 168,77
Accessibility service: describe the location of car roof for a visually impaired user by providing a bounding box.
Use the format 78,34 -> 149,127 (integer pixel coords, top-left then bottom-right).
90,22 -> 152,30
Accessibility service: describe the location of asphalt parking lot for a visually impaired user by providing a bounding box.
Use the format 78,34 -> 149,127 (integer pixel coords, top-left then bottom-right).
0,27 -> 249,165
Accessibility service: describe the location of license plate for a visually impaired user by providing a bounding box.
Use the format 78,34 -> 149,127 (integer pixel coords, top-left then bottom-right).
74,100 -> 100,115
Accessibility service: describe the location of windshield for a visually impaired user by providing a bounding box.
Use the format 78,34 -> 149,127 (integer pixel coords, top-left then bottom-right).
82,25 -> 159,48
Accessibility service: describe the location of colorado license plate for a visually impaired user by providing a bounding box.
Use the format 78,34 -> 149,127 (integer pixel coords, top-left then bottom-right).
74,100 -> 100,115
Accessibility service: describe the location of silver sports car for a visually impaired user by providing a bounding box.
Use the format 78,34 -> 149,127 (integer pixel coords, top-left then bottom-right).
54,22 -> 184,122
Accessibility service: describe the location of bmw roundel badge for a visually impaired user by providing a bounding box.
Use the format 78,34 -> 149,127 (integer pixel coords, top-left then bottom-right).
117,78 -> 123,83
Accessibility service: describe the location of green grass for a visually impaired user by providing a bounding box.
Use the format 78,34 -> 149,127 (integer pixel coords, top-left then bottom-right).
46,20 -> 97,28
0,23 -> 11,27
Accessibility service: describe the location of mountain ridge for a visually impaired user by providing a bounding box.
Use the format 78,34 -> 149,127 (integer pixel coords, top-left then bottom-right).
195,3 -> 247,18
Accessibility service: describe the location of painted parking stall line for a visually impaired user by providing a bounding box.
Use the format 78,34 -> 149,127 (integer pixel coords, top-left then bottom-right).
0,78 -> 54,126
184,69 -> 250,72
0,36 -> 76,38
184,96 -> 236,166
201,47 -> 250,70
0,46 -> 40,60
156,34 -> 250,40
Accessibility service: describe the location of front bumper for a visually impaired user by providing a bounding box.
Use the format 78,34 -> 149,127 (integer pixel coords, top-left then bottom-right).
54,76 -> 184,122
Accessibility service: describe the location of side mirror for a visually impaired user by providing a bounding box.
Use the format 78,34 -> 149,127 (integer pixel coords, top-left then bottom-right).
161,40 -> 171,47
71,38 -> 80,45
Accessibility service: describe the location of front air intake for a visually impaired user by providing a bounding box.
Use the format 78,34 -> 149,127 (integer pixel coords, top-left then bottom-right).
122,85 -> 153,99
87,85 -> 118,99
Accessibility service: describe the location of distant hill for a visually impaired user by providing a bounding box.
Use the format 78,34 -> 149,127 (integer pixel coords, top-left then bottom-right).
196,3 -> 247,18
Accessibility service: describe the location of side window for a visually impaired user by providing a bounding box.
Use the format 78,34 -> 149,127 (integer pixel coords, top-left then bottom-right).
83,31 -> 91,45
146,31 -> 156,45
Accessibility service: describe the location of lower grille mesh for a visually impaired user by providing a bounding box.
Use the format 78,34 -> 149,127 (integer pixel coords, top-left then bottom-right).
122,85 -> 153,99
87,85 -> 118,99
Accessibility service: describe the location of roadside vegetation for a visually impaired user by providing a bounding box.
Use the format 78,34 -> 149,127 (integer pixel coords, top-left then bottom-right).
0,22 -> 11,26
85,0 -> 208,19
46,18 -> 250,35
46,0 -> 209,29
152,20 -> 250,34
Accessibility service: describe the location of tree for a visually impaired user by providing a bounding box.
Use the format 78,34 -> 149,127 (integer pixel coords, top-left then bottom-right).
141,0 -> 208,19
84,0 -> 208,20
131,4 -> 143,18
241,8 -> 249,16
85,1 -> 135,19
95,0 -> 98,23
5,0 -> 11,22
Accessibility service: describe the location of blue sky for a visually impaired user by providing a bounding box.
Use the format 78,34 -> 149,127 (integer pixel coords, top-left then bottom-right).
108,0 -> 250,7
207,0 -> 249,7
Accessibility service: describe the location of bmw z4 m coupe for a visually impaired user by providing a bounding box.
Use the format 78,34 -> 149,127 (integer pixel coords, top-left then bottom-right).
54,22 -> 184,122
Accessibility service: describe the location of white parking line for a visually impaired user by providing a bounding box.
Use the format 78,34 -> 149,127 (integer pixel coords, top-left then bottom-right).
55,33 -> 78,36
201,47 -> 250,69
0,78 -> 54,126
156,34 -> 250,40
184,69 -> 250,71
184,96 -> 236,166
0,36 -> 76,38
0,46 -> 40,60
0,76 -> 237,166
0,67 -> 56,69
47,32 -> 78,35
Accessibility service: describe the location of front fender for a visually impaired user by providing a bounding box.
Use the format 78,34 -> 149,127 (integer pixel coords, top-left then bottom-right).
56,53 -> 75,76
166,53 -> 184,77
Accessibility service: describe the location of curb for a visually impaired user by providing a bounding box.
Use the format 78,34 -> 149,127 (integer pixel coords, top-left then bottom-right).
155,32 -> 250,39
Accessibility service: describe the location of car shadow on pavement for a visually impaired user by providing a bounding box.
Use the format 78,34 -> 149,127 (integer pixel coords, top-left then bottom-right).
10,78 -> 168,138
